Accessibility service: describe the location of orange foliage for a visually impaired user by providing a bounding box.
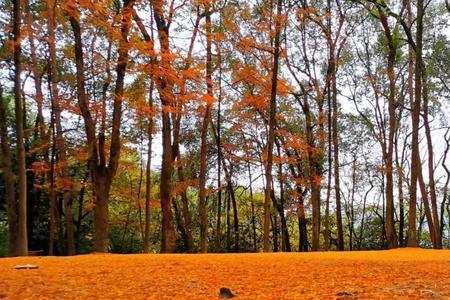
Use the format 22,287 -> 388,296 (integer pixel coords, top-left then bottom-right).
1,249 -> 450,299
201,93 -> 215,105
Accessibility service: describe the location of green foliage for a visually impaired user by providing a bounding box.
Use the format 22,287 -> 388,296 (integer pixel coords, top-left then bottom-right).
0,215 -> 7,257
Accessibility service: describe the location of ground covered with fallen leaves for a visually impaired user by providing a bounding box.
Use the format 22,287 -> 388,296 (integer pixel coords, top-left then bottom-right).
1,248 -> 450,299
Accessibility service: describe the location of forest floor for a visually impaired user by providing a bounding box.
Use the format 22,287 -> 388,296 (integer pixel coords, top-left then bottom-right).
0,248 -> 449,299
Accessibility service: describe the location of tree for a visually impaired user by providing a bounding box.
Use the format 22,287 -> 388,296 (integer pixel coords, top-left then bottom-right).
263,0 -> 283,253
377,4 -> 398,249
46,0 -> 75,255
12,0 -> 28,257
198,3 -> 214,253
150,0 -> 177,253
0,86 -> 18,256
67,0 -> 135,252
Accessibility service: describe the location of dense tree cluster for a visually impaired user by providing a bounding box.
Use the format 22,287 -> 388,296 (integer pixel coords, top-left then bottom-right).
0,0 -> 449,256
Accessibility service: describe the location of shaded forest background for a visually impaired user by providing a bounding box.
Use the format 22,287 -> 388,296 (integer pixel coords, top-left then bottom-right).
1,0 -> 450,256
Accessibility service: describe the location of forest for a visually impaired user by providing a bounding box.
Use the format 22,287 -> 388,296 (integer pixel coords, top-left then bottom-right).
1,0 -> 450,258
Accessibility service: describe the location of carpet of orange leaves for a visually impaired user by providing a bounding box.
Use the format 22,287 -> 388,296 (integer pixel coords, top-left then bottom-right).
1,248 -> 450,299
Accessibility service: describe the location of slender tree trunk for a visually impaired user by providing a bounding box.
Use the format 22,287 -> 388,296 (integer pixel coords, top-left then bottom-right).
297,192 -> 308,252
215,36 -> 223,253
171,113 -> 194,252
263,0 -> 282,252
323,0 -> 332,254
378,8 -> 398,249
198,6 -> 213,253
276,143 -> 290,251
302,91 -> 320,251
48,117 -> 58,255
331,43 -> 344,251
441,129 -> 450,238
75,169 -> 89,253
26,0 -> 47,158
227,172 -> 239,252
143,80 -> 154,253
247,160 -> 258,252
226,191 -> 231,251
417,166 -> 437,246
0,86 -> 19,256
408,0 -> 422,248
271,211 -> 278,252
171,113 -> 193,252
172,198 -> 185,250
395,135 -> 405,247
422,68 -> 442,248
176,165 -> 194,252
349,157 -> 357,251
47,0 -> 75,255
359,181 -> 373,249
13,0 -> 28,256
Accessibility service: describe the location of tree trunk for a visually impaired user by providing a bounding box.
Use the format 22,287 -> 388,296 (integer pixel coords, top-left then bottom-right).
441,129 -> 450,238
395,134 -> 405,247
172,109 -> 193,252
323,0 -> 332,254
263,0 -> 282,252
75,170 -> 89,253
226,191 -> 231,251
247,160 -> 258,252
302,91 -> 321,251
47,0 -> 75,255
215,41 -> 223,253
228,173 -> 239,252
198,6 -> 213,253
331,42 -> 344,251
48,118 -> 60,255
407,0 -> 422,248
422,67 -> 442,248
176,165 -> 194,252
68,0 -> 134,252
271,212 -> 278,252
0,86 -> 19,256
143,80 -> 154,253
151,0 -> 176,253
26,0 -> 47,159
172,198 -> 185,250
160,112 -> 176,252
417,166 -> 437,246
378,8 -> 398,249
297,193 -> 308,252
276,143 -> 290,252
12,0 -> 28,256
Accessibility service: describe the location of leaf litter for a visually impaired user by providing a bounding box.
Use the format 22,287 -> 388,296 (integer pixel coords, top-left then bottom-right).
0,248 -> 449,299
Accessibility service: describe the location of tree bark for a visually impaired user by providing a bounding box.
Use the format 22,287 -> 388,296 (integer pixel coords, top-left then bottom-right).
0,86 -> 19,256
276,143 -> 290,251
215,52 -> 223,254
263,0 -> 282,252
12,0 -> 28,256
378,7 -> 398,249
151,0 -> 176,252
331,42 -> 344,251
301,90 -> 321,251
68,0 -> 134,252
227,170 -> 239,252
143,80 -> 154,253
47,0 -> 75,255
198,6 -> 213,253
406,0 -> 421,248
422,67 -> 442,248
